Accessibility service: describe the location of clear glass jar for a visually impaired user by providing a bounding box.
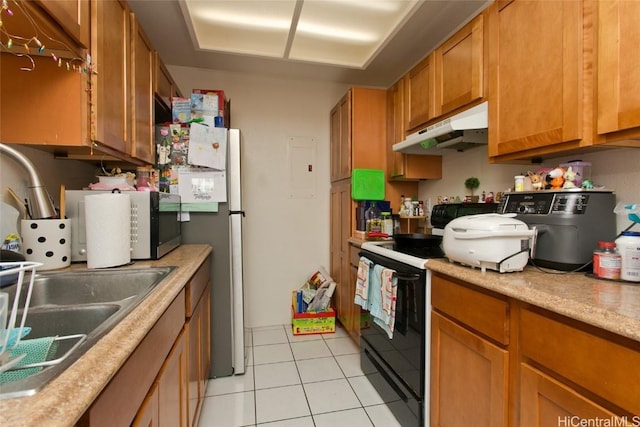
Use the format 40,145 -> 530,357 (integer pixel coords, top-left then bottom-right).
593,241 -> 621,280
381,212 -> 393,236
365,202 -> 382,236
136,166 -> 152,189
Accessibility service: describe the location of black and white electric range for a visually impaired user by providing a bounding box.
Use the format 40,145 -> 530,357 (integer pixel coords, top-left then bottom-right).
359,239 -> 440,427
358,203 -> 498,426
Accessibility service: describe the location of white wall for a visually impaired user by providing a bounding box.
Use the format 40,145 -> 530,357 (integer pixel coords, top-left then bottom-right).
168,65 -> 350,328
418,146 -> 640,234
1,145 -> 97,237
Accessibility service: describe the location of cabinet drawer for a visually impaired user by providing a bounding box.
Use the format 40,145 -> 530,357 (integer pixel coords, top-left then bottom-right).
431,273 -> 509,345
520,308 -> 640,415
349,244 -> 362,267
186,257 -> 211,317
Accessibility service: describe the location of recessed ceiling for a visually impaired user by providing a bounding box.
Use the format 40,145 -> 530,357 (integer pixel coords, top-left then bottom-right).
180,0 -> 421,69
129,0 -> 492,87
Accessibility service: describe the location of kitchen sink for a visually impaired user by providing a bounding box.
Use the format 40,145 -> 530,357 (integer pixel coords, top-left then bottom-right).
0,266 -> 175,400
5,268 -> 173,307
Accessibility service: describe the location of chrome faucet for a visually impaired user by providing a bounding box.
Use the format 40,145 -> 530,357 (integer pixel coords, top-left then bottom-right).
0,143 -> 57,219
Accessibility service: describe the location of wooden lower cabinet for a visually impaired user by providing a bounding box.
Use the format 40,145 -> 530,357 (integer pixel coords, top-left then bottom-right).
430,272 -> 640,426
158,330 -> 188,426
187,282 -> 211,426
430,312 -> 508,427
330,180 -> 352,335
519,364 -> 627,427
518,306 -> 640,419
134,330 -> 188,427
79,256 -> 211,427
78,290 -> 186,427
132,383 -> 159,427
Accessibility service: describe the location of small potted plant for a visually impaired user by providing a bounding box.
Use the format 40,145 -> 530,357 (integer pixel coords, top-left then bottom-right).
464,177 -> 480,203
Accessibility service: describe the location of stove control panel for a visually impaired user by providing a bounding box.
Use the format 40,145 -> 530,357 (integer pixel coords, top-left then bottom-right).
499,192 -> 593,215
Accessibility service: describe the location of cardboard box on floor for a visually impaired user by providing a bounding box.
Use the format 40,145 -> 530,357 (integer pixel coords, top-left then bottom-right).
291,291 -> 335,335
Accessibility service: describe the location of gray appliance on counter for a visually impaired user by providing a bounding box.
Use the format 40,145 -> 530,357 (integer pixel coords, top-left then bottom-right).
498,190 -> 617,271
178,128 -> 248,377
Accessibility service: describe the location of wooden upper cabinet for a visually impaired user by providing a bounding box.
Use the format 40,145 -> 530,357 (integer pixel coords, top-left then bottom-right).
330,88 -> 386,182
434,14 -> 485,117
487,0 -> 584,160
597,0 -> 640,142
91,0 -> 130,154
388,78 -> 443,181
38,0 -> 90,48
330,92 -> 351,182
405,54 -> 436,132
130,14 -> 155,164
155,54 -> 174,110
387,80 -> 406,178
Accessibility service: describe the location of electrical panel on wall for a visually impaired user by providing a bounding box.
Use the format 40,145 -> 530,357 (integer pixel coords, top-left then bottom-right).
287,136 -> 317,199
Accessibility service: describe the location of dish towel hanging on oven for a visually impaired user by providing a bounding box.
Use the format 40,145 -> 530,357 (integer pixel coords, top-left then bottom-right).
370,266 -> 398,339
354,256 -> 372,309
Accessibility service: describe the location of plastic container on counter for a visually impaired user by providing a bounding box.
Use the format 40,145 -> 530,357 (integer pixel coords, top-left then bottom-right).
593,241 -> 621,280
560,161 -> 591,187
615,231 -> 640,282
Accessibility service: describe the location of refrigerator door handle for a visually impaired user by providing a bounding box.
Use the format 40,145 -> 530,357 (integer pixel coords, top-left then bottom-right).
229,210 -> 245,216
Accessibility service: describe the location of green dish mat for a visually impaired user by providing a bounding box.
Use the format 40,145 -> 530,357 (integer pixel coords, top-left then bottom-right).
0,337 -> 58,384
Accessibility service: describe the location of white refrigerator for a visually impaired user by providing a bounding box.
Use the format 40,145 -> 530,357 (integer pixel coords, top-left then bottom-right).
227,129 -> 248,375
180,129 -> 248,377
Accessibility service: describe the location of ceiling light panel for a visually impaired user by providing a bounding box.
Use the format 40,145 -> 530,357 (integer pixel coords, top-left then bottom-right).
184,0 -> 297,58
182,0 -> 419,67
290,0 -> 419,67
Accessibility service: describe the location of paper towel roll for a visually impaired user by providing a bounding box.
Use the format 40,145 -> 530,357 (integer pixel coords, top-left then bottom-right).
84,193 -> 131,269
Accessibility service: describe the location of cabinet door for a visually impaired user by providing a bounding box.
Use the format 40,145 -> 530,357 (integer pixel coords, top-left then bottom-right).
158,330 -> 188,427
187,287 -> 211,427
435,14 -> 484,117
91,0 -> 129,154
187,308 -> 200,427
130,14 -> 155,164
132,384 -> 159,427
38,0 -> 90,48
387,80 -> 443,181
488,0 -> 582,158
155,54 -> 174,110
199,288 -> 211,397
597,0 -> 640,139
330,92 -> 352,182
405,54 -> 435,132
330,181 -> 352,330
430,312 -> 508,427
520,364 -> 627,427
387,80 -> 406,178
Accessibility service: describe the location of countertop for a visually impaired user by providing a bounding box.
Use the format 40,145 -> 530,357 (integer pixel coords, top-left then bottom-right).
0,244 -> 212,427
426,258 -> 640,343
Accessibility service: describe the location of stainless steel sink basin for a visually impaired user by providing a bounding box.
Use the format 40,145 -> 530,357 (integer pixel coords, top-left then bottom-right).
6,268 -> 173,307
0,266 -> 175,399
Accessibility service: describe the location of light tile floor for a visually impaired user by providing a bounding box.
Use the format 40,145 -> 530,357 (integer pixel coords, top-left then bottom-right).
197,324 -> 407,427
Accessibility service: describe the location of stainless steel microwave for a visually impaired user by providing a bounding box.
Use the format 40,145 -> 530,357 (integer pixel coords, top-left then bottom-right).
65,190 -> 181,261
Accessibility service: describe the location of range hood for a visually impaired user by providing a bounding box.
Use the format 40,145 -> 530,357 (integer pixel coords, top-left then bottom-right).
393,101 -> 488,155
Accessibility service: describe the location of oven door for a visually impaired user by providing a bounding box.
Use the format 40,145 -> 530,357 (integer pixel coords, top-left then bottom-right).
359,250 -> 425,427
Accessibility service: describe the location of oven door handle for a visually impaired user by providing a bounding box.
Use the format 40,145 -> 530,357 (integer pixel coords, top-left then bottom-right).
394,272 -> 421,281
